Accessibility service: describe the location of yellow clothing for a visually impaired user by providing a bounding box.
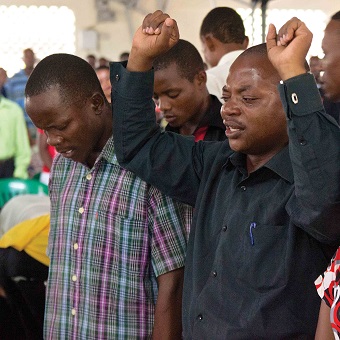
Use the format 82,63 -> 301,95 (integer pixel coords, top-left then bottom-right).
0,214 -> 50,266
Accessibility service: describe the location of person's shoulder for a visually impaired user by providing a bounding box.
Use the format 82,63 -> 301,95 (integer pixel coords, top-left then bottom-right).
0,96 -> 23,112
207,50 -> 245,76
12,69 -> 26,78
6,70 -> 27,85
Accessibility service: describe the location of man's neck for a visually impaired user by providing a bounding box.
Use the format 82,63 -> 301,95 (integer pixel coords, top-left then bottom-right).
24,67 -> 34,76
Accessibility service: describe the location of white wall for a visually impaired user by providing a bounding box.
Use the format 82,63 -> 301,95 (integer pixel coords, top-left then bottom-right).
1,0 -> 338,62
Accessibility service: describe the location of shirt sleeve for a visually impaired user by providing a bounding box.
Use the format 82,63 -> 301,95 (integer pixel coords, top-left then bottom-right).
13,104 -> 31,179
279,73 -> 340,244
148,185 -> 192,277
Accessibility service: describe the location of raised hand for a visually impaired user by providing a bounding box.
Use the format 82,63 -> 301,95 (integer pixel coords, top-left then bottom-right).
127,10 -> 179,72
266,17 -> 312,81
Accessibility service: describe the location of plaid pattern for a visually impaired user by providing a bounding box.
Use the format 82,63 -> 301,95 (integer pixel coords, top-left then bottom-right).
44,137 -> 192,339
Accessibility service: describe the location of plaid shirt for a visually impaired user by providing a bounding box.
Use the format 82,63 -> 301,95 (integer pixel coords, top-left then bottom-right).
44,137 -> 192,339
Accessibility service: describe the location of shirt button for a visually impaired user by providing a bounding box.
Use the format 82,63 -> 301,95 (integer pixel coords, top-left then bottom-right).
79,207 -> 84,214
212,271 -> 217,277
291,93 -> 298,104
73,243 -> 79,250
222,226 -> 227,232
71,308 -> 76,316
241,185 -> 246,191
115,74 -> 120,81
198,314 -> 203,321
86,173 -> 92,180
72,275 -> 77,282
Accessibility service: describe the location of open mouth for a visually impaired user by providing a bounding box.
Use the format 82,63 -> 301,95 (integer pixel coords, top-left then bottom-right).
59,149 -> 74,158
224,121 -> 244,137
226,126 -> 241,133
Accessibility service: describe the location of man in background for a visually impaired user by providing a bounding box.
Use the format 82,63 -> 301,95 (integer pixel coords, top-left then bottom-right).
96,65 -> 111,103
200,7 -> 248,102
86,53 -> 97,68
153,39 -> 225,141
309,55 -> 340,123
314,11 -> 340,338
4,48 -> 37,144
0,92 -> 31,179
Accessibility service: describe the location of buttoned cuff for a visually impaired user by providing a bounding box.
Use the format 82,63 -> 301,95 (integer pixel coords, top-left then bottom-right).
278,73 -> 324,119
109,61 -> 154,100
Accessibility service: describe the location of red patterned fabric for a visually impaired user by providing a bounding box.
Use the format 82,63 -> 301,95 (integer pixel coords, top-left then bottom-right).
38,129 -> 57,172
315,247 -> 340,337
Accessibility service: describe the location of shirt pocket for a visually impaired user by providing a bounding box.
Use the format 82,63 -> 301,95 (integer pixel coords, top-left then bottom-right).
92,210 -> 148,278
236,224 -> 288,292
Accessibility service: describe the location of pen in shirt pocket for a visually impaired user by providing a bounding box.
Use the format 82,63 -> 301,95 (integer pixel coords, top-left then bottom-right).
249,222 -> 257,246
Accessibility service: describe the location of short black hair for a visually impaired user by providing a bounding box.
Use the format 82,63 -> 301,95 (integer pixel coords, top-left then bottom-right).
331,11 -> 340,21
200,7 -> 246,44
25,53 -> 104,107
153,39 -> 205,82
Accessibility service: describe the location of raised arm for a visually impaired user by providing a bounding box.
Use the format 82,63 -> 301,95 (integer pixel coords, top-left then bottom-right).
111,11 -> 203,206
127,10 -> 179,72
267,18 -> 340,243
266,17 -> 312,80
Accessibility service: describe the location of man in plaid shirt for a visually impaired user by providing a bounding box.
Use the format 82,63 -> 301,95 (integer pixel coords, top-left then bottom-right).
25,53 -> 192,339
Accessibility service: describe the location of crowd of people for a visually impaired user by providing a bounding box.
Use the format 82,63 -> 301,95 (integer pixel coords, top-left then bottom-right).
0,5 -> 340,339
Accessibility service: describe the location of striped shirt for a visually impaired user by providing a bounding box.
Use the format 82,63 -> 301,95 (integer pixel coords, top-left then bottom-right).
44,137 -> 192,339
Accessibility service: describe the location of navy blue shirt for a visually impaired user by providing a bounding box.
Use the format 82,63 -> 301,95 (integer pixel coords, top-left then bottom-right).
111,64 -> 340,339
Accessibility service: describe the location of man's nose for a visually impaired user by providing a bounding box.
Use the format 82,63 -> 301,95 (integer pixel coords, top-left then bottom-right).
220,98 -> 241,118
46,134 -> 62,147
158,97 -> 170,112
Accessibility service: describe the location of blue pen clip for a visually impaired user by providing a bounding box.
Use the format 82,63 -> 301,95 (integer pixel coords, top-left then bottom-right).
249,222 -> 257,246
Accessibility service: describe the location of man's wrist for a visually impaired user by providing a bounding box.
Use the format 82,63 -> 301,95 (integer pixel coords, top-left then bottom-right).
126,48 -> 153,72
279,67 -> 307,81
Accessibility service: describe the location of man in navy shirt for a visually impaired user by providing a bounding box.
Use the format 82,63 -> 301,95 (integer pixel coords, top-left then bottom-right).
111,12 -> 340,338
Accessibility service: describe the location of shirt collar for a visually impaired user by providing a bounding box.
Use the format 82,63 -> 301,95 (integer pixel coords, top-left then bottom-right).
225,145 -> 293,183
264,146 -> 293,183
95,136 -> 120,166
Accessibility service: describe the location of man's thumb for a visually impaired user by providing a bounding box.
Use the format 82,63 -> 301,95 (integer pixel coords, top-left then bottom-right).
266,23 -> 277,52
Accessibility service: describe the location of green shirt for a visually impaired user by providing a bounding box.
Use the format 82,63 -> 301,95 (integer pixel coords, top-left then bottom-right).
0,96 -> 31,178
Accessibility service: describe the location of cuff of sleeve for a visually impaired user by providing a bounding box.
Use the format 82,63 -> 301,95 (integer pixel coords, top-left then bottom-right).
278,73 -> 324,118
109,61 -> 154,100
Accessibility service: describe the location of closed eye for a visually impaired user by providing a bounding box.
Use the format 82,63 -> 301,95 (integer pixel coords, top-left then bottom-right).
243,97 -> 257,103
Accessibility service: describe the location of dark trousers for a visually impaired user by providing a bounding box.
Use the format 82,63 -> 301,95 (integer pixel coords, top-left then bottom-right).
0,158 -> 15,178
0,247 -> 48,339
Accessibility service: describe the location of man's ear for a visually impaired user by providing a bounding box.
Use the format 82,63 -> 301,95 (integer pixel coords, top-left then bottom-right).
242,36 -> 249,49
204,34 -> 216,52
91,93 -> 105,114
196,70 -> 207,86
